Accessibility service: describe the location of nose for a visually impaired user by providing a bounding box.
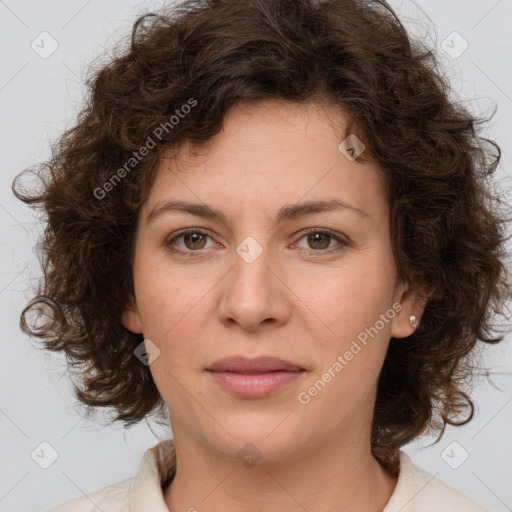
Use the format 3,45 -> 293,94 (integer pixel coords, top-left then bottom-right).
216,237 -> 291,333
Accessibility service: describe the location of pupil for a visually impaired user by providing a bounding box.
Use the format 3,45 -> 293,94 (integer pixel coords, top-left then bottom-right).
309,233 -> 329,249
187,233 -> 205,249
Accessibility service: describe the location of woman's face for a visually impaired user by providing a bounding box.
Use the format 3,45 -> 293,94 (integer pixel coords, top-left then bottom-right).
122,99 -> 420,461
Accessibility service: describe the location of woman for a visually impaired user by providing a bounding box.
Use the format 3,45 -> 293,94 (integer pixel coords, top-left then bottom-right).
14,0 -> 510,510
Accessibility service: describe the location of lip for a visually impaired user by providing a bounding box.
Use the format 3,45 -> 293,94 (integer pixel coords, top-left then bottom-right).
206,356 -> 306,398
208,370 -> 305,398
206,355 -> 304,373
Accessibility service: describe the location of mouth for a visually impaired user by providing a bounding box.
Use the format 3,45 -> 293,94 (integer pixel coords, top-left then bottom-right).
206,355 -> 306,398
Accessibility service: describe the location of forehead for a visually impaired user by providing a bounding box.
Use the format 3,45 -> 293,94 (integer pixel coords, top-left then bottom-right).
143,100 -> 388,229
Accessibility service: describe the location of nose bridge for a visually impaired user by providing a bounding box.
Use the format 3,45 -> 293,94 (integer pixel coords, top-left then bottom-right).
235,234 -> 266,266
231,232 -> 274,294
217,231 -> 290,329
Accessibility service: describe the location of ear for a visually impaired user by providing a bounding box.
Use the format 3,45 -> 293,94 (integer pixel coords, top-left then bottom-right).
390,275 -> 431,339
121,294 -> 143,334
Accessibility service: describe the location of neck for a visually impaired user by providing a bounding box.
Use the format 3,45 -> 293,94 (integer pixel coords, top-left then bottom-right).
163,428 -> 398,512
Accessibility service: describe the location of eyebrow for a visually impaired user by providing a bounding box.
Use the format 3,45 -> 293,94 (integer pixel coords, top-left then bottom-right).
147,198 -> 371,224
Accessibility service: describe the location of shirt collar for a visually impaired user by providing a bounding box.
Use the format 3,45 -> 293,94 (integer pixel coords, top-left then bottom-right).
129,438 -> 177,512
128,438 -> 423,512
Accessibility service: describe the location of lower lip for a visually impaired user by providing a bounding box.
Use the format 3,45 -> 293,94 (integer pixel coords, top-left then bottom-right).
207,370 -> 305,398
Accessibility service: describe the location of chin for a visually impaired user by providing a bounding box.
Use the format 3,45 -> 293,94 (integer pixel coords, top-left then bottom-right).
204,419 -> 305,464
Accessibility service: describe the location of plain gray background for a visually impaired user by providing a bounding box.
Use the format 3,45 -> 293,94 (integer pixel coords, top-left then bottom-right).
1,1 -> 511,510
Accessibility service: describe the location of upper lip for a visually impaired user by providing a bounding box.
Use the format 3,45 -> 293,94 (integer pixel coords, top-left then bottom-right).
206,356 -> 305,373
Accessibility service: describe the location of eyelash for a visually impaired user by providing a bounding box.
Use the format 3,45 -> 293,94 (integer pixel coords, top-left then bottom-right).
165,227 -> 348,257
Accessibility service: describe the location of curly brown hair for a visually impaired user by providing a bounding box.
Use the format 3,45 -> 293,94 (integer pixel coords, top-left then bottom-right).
13,0 -> 511,470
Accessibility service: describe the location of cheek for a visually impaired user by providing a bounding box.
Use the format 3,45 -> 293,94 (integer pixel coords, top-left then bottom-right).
132,254 -> 215,374
294,264 -> 395,394
294,262 -> 391,336
133,249 -> 205,331
295,269 -> 394,415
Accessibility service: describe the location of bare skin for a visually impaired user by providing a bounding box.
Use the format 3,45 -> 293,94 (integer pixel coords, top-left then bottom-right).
122,99 -> 425,512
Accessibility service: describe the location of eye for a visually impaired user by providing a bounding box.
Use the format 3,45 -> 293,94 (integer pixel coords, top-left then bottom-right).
295,228 -> 348,253
165,228 -> 216,256
165,227 -> 348,257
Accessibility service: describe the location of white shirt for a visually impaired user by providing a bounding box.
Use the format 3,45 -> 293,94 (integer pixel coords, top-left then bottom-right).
46,438 -> 490,511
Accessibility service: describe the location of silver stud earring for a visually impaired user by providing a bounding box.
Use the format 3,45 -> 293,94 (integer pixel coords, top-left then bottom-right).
409,315 -> 418,329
